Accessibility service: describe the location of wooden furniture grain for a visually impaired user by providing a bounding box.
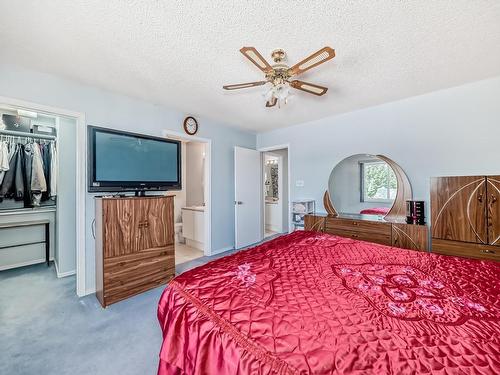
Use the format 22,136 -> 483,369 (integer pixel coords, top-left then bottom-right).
314,154 -> 428,252
431,176 -> 499,261
392,223 -> 429,251
304,213 -> 429,251
95,196 -> 175,307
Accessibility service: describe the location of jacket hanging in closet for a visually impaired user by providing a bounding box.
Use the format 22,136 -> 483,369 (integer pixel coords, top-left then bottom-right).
0,144 -> 25,201
30,142 -> 47,206
0,140 -> 56,206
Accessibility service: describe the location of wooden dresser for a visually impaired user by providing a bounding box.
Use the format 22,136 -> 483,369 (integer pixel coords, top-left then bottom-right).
431,176 -> 500,261
95,195 -> 175,307
305,213 -> 429,252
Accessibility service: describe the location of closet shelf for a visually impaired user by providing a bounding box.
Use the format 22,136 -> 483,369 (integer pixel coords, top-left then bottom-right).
0,129 -> 56,140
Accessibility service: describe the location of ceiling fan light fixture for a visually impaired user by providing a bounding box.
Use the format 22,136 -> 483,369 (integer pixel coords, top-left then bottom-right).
265,83 -> 291,108
224,46 -> 335,107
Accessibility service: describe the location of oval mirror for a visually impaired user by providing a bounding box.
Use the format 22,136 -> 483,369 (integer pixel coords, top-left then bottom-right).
328,154 -> 397,217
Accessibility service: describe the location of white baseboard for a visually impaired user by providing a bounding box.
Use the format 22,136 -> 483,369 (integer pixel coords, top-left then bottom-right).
186,239 -> 204,251
54,260 -> 76,278
265,224 -> 282,233
210,245 -> 234,256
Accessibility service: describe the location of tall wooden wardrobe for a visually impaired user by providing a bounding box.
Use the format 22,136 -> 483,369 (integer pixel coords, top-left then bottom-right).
431,176 -> 500,261
95,195 -> 175,307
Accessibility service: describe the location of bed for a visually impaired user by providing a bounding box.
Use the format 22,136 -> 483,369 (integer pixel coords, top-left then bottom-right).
359,207 -> 390,215
157,231 -> 500,374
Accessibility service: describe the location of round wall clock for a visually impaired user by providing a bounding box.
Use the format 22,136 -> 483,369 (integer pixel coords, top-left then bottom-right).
183,116 -> 198,135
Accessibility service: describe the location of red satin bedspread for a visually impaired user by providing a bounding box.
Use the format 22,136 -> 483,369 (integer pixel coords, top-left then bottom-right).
157,231 -> 500,374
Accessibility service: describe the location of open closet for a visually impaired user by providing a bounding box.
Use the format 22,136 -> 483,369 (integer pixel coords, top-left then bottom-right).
0,104 -> 76,278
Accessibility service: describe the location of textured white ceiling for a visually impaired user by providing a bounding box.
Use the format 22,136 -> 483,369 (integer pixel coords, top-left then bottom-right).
0,1 -> 499,132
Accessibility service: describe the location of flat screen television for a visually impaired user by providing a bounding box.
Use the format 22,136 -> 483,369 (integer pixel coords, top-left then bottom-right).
88,126 -> 181,193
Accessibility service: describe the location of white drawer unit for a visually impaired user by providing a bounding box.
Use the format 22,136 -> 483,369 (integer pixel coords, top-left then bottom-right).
181,207 -> 205,251
0,220 -> 50,271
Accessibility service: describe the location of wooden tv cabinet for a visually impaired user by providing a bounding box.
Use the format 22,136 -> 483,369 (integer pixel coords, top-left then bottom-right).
94,195 -> 175,307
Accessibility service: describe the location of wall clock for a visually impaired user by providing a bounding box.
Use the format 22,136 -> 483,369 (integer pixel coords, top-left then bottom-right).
183,116 -> 198,135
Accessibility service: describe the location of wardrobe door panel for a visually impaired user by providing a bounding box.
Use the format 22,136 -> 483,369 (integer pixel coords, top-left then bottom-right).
486,176 -> 500,246
135,197 -> 173,251
103,199 -> 137,258
431,176 -> 487,244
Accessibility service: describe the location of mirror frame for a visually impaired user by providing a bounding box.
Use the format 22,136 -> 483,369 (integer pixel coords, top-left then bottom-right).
324,154 -> 412,223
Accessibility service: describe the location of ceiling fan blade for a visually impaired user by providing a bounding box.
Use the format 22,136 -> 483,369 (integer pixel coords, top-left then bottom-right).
290,80 -> 328,96
265,97 -> 277,107
223,81 -> 267,90
240,47 -> 273,73
289,47 -> 335,76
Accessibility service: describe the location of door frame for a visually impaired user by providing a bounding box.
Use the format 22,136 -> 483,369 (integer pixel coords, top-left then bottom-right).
258,144 -> 291,236
162,129 -> 212,256
0,95 -> 87,297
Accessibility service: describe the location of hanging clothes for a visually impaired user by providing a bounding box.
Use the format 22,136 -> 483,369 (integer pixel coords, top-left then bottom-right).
13,145 -> 26,201
30,142 -> 47,206
0,144 -> 17,200
0,140 -> 10,185
0,140 -> 9,171
0,144 -> 25,201
41,142 -> 51,200
0,138 -> 56,207
49,142 -> 57,198
23,143 -> 34,206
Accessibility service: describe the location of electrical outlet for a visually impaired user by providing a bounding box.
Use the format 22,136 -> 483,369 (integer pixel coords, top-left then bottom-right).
295,180 -> 304,187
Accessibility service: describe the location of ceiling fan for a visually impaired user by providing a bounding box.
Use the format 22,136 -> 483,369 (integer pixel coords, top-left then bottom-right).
223,46 -> 335,108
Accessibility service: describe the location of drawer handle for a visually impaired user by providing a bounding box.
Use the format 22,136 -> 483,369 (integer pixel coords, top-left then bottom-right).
351,234 -> 358,238
352,222 -> 358,226
480,249 -> 496,254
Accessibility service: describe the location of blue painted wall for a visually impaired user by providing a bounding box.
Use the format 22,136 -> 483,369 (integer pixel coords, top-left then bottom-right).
0,64 -> 256,293
258,76 -> 500,220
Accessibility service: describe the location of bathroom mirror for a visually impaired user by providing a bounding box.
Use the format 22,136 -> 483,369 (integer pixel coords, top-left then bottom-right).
264,156 -> 279,202
328,154 -> 398,216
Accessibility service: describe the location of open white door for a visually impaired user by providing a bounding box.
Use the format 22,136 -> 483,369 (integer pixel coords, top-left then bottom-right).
234,146 -> 262,249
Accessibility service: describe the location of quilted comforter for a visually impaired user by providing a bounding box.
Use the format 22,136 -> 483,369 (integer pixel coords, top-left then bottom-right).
157,231 -> 500,374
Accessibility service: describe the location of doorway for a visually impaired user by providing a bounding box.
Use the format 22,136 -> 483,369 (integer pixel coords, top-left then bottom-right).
0,96 -> 86,296
234,145 -> 290,249
262,148 -> 289,238
162,130 -> 212,264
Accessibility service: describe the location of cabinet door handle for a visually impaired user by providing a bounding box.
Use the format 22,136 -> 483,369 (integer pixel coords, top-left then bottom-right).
478,194 -> 483,203
491,194 -> 497,204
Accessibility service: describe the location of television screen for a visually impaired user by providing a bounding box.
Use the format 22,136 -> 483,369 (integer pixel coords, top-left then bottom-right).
88,126 -> 181,192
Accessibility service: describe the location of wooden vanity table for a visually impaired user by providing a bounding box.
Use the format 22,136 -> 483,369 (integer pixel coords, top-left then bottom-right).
305,154 -> 429,252
305,213 -> 429,251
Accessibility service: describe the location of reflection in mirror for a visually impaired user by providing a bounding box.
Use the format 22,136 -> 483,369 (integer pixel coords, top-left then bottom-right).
264,156 -> 279,202
329,154 -> 397,216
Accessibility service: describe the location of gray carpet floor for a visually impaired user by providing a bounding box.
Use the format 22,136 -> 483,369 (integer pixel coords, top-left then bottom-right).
0,237 -> 279,375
